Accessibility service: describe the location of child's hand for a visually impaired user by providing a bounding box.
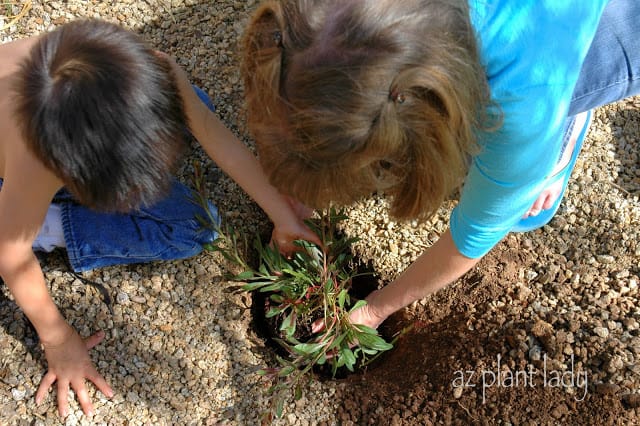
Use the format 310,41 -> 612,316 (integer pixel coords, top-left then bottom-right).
347,294 -> 387,330
271,220 -> 321,256
271,196 -> 321,255
282,195 -> 315,221
36,325 -> 113,418
311,290 -> 387,334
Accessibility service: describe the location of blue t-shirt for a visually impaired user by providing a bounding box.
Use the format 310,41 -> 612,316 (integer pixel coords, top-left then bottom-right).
449,0 -> 609,258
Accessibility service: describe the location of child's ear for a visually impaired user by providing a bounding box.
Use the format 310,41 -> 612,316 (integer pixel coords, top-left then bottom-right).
243,2 -> 284,55
241,2 -> 287,117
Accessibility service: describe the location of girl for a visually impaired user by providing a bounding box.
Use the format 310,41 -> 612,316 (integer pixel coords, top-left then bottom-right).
240,0 -> 637,330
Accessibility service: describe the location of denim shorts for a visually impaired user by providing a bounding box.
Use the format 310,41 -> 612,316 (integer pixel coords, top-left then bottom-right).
569,0 -> 640,115
58,179 -> 219,272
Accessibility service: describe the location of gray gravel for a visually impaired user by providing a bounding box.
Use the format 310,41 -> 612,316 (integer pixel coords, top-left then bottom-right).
2,1 -> 640,425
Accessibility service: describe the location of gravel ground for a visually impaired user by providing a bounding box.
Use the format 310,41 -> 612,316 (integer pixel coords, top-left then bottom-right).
1,1 -> 639,425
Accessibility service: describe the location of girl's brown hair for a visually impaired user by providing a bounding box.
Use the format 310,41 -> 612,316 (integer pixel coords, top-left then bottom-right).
242,0 -> 496,221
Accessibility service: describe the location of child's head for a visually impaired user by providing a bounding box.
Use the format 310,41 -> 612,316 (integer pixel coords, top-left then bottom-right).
242,0 -> 493,220
13,19 -> 186,212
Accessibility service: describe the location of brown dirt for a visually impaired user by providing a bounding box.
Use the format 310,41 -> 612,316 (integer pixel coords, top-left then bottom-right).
326,237 -> 640,425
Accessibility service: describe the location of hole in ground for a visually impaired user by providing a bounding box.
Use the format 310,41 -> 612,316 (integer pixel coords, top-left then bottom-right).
249,258 -> 404,380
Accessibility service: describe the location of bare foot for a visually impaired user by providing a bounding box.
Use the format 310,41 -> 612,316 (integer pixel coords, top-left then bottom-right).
522,111 -> 590,219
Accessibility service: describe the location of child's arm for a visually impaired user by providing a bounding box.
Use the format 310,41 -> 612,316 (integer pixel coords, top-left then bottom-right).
165,54 -> 320,250
0,157 -> 112,417
349,229 -> 480,328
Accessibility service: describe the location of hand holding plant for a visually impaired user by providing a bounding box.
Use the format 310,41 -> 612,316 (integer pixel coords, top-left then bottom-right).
189,167 -> 395,418
206,205 -> 394,418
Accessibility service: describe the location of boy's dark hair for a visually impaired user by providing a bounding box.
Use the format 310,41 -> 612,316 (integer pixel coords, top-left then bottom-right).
13,19 -> 187,212
242,0 -> 498,221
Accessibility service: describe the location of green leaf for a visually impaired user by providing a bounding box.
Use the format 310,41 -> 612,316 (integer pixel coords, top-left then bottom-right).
219,251 -> 241,264
337,289 -> 348,309
277,365 -> 296,377
294,384 -> 303,400
275,395 -> 285,418
281,268 -> 314,284
324,278 -> 334,293
258,263 -> 269,276
261,282 -> 292,293
355,331 -> 393,352
266,306 -> 284,318
326,333 -> 347,352
340,347 -> 356,372
235,270 -> 255,280
269,294 -> 285,303
280,312 -> 297,339
353,323 -> 379,335
242,281 -> 270,292
361,347 -> 378,356
292,342 -> 325,356
349,299 -> 367,313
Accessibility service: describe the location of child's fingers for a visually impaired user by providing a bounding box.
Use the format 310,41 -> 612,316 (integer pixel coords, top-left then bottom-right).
73,381 -> 94,417
283,195 -> 314,219
303,229 -> 322,247
271,238 -> 294,256
56,380 -> 70,418
83,330 -> 105,350
86,369 -> 114,399
35,371 -> 57,404
311,318 -> 325,334
152,50 -> 168,59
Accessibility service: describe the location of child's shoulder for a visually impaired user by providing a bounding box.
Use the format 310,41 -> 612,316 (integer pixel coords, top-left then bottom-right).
0,35 -> 40,175
0,78 -> 16,179
0,36 -> 38,78
0,86 -> 60,197
0,129 -> 62,219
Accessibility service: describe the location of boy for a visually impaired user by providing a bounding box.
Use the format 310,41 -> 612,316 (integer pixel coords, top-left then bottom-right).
0,19 -> 316,418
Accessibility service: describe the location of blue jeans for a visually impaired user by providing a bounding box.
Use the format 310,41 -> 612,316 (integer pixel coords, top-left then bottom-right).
508,0 -> 637,233
54,86 -> 219,272
57,179 -> 218,272
569,0 -> 640,114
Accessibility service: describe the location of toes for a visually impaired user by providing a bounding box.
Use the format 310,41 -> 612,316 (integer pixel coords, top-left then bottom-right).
526,181 -> 563,218
531,196 -> 546,212
541,195 -> 555,210
526,197 -> 546,217
528,208 -> 541,217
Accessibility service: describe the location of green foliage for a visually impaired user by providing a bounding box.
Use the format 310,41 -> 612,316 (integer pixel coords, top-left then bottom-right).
225,208 -> 393,417
189,165 -> 393,418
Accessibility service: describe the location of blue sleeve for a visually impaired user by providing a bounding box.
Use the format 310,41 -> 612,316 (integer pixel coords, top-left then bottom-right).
450,86 -> 567,258
452,0 -> 609,258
